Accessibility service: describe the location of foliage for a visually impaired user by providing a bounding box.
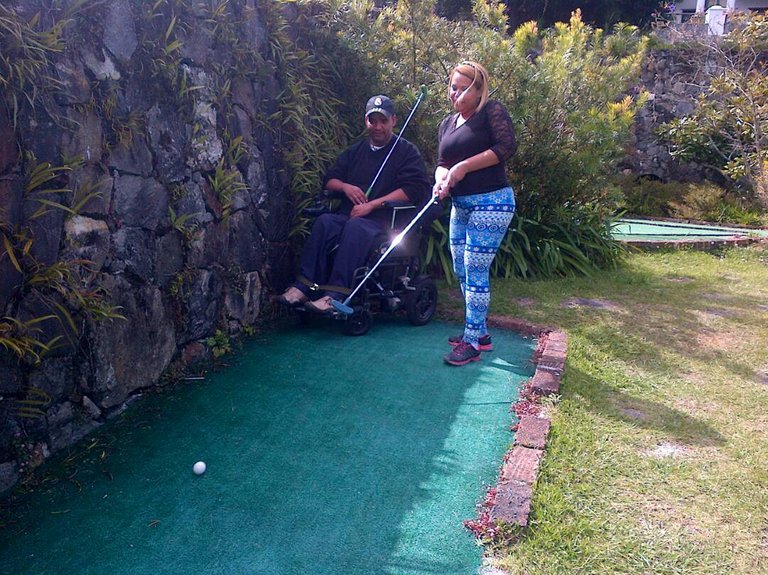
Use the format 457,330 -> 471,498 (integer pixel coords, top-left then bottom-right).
494,207 -> 626,279
615,174 -> 766,226
506,0 -> 667,31
667,182 -> 767,226
205,329 -> 232,358
439,0 -> 668,30
0,3 -> 69,126
168,206 -> 200,240
327,0 -> 646,278
0,153 -> 123,365
0,315 -> 61,365
614,174 -> 685,218
15,386 -> 52,419
137,0 -> 198,111
657,13 -> 768,209
261,0 -> 363,240
206,135 -> 248,222
508,14 -> 647,217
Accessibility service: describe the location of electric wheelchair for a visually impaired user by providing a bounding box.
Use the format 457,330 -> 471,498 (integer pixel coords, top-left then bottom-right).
296,190 -> 441,336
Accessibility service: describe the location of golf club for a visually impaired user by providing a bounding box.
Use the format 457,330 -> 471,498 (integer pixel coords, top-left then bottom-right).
331,191 -> 439,315
365,85 -> 428,198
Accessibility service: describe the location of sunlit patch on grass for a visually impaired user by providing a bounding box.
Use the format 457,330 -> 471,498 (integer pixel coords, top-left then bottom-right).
644,441 -> 690,459
560,297 -> 621,311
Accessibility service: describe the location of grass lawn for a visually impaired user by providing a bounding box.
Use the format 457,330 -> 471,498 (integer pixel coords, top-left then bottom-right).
440,244 -> 768,575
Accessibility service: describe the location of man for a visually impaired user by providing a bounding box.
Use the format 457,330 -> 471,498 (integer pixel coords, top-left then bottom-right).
277,95 -> 430,313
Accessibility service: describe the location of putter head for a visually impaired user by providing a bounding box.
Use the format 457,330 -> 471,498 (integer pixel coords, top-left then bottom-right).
331,299 -> 354,315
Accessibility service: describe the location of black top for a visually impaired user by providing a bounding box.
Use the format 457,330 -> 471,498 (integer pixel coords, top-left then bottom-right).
436,100 -> 517,197
323,137 -> 430,225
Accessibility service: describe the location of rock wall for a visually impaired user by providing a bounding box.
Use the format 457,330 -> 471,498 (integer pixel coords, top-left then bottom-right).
622,47 -> 716,183
0,0 -> 295,492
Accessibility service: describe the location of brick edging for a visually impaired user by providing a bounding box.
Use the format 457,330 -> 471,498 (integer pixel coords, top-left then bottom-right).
464,315 -> 566,537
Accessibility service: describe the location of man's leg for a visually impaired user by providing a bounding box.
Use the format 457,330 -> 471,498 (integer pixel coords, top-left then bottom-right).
295,213 -> 348,296
324,217 -> 385,298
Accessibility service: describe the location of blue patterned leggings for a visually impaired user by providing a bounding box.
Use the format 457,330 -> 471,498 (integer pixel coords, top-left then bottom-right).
450,186 -> 516,347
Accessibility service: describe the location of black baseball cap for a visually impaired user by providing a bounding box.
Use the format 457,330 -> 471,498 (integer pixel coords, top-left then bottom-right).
365,95 -> 395,118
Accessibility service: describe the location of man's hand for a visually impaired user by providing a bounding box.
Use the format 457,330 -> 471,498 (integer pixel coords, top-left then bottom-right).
350,201 -> 376,218
343,184 -> 368,205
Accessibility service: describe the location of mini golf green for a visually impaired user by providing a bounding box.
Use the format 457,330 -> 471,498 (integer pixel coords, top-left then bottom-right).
0,319 -> 535,575
613,217 -> 768,243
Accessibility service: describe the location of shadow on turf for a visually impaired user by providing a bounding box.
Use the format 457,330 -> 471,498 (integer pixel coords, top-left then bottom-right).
565,365 -> 725,447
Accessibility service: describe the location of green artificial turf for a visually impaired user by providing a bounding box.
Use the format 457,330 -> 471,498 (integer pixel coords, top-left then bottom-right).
0,319 -> 535,575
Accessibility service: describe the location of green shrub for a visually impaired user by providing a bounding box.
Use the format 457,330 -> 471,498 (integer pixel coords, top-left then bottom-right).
668,183 -> 766,226
615,173 -> 766,225
613,174 -> 691,217
323,1 -> 646,278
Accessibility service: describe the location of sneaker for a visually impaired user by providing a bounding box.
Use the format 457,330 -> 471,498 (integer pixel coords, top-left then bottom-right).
276,286 -> 307,306
448,333 -> 493,351
444,341 -> 481,366
304,295 -> 335,314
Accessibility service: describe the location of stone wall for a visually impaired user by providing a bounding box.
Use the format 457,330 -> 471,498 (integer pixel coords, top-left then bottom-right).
0,0 -> 295,492
622,47 -> 719,184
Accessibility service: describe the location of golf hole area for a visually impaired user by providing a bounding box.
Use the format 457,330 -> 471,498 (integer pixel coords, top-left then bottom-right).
0,320 -> 536,575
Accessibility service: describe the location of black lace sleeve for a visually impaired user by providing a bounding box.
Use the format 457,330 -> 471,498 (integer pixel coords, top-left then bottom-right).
486,100 -> 517,161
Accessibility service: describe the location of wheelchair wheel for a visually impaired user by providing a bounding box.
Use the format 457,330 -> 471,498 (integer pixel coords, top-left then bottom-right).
344,309 -> 373,336
405,276 -> 437,326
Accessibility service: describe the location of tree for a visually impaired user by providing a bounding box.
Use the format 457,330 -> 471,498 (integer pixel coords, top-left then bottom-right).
439,0 -> 666,30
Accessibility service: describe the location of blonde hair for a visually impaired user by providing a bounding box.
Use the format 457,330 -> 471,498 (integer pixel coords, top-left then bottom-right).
451,60 -> 490,113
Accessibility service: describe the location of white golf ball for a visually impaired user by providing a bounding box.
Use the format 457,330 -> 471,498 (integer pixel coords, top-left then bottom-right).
193,461 -> 206,475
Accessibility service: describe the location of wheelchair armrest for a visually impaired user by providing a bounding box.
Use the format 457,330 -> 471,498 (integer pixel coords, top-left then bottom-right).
303,204 -> 331,217
382,202 -> 417,230
320,188 -> 345,200
381,200 -> 415,209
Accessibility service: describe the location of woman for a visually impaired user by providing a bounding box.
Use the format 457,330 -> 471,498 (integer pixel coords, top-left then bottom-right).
434,61 -> 517,366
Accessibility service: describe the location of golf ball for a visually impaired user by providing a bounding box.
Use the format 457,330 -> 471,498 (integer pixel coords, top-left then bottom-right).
193,461 -> 206,475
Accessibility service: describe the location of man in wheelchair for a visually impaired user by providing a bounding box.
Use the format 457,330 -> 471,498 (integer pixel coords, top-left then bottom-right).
277,94 -> 431,314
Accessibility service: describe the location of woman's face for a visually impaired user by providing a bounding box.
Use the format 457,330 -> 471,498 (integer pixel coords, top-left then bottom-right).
449,70 -> 480,116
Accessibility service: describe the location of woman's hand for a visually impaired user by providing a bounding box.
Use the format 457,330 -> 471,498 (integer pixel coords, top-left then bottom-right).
434,178 -> 453,201
445,162 -> 468,189
433,166 -> 450,200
